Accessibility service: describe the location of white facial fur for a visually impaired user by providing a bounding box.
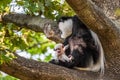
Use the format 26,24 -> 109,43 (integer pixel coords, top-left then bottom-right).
54,43 -> 71,62
58,19 -> 73,38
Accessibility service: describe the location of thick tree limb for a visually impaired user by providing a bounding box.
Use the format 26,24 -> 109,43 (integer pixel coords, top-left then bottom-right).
2,14 -> 53,32
1,14 -> 62,42
0,54 -> 103,80
0,0 -> 120,80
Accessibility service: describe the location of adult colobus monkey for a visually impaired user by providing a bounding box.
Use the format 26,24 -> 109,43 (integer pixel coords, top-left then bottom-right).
50,15 -> 105,74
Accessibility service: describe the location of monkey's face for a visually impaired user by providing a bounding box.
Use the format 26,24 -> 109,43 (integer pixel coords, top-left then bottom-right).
58,19 -> 73,38
54,44 -> 64,56
54,48 -> 62,56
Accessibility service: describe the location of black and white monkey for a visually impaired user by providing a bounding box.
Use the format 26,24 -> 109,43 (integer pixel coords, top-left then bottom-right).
49,15 -> 105,74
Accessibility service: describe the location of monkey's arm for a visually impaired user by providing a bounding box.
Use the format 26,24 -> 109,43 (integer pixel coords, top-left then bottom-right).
49,53 -> 81,69
49,59 -> 75,68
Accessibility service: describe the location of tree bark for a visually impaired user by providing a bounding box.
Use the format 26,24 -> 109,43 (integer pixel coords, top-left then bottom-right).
1,14 -> 63,42
0,0 -> 120,80
0,54 -> 102,80
66,0 -> 120,79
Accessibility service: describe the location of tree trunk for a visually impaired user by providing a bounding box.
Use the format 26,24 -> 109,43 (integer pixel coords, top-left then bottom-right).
0,0 -> 120,80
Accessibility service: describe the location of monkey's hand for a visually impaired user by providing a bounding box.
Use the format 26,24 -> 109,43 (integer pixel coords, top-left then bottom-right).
44,23 -> 54,37
49,59 -> 73,67
68,55 -> 74,60
49,59 -> 59,65
63,44 -> 69,51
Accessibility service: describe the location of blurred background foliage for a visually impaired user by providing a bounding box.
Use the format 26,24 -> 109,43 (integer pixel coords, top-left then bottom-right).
0,0 -> 75,79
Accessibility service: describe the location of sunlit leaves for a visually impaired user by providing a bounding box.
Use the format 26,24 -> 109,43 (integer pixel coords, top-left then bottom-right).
26,30 -> 56,55
0,50 -> 16,65
16,0 -> 45,15
0,0 -> 73,63
0,74 -> 19,80
43,0 -> 75,19
15,0 -> 75,19
115,8 -> 120,17
0,0 -> 11,13
0,0 -> 75,79
0,23 -> 55,63
44,54 -> 52,62
2,24 -> 27,51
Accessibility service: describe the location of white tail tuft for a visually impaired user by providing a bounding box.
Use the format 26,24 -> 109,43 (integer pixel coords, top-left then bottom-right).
90,30 -> 105,75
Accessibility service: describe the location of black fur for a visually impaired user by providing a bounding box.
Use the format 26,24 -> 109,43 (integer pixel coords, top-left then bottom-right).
50,15 -> 99,68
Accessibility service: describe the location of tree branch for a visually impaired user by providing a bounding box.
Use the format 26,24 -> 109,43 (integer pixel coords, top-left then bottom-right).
2,14 -> 63,42
0,0 -> 120,80
2,14 -> 53,32
0,54 -> 102,80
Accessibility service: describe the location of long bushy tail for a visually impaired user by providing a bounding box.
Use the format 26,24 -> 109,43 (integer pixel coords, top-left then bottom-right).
90,30 -> 105,75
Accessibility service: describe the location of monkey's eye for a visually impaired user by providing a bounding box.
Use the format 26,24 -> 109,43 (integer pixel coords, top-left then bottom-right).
54,48 -> 60,51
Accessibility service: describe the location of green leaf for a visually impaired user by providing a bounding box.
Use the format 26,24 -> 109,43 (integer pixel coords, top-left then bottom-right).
0,23 -> 3,30
44,54 -> 52,62
115,8 -> 120,16
45,0 -> 52,7
0,75 -> 19,80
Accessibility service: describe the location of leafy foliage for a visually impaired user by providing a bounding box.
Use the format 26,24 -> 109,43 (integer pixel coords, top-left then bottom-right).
0,73 -> 19,80
0,0 -> 11,13
0,0 -> 75,63
115,8 -> 120,17
0,0 -> 74,62
0,0 -> 74,79
16,0 -> 75,19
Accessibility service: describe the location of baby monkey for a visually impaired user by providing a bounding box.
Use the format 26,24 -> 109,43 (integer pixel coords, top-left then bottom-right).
54,43 -> 72,62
